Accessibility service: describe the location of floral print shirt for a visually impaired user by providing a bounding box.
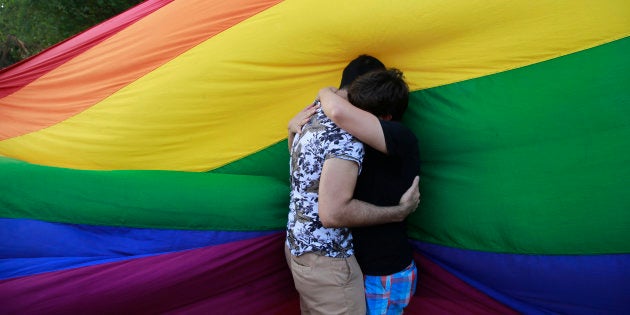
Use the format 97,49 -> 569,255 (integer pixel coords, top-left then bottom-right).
286,102 -> 364,258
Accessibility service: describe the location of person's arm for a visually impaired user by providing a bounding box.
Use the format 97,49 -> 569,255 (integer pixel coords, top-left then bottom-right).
287,102 -> 320,151
318,87 -> 388,154
318,158 -> 419,228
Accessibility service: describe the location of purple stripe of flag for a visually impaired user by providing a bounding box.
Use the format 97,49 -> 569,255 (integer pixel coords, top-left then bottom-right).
0,232 -> 299,314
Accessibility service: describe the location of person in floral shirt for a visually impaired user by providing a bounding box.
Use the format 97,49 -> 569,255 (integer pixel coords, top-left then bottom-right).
285,55 -> 419,314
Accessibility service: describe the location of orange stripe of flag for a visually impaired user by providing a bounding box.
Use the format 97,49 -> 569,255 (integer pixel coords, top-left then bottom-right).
0,0 -> 282,140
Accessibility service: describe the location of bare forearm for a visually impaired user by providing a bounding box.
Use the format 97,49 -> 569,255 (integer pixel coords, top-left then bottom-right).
319,172 -> 420,228
324,199 -> 411,228
318,87 -> 387,153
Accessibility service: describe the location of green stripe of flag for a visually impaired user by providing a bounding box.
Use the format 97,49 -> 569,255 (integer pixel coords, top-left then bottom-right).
406,37 -> 630,255
0,157 -> 288,230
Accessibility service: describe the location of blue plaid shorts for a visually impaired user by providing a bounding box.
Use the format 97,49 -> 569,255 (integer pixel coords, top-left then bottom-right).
364,260 -> 418,315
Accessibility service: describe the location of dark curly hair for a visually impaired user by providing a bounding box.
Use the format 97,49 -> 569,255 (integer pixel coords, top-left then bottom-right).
347,68 -> 409,121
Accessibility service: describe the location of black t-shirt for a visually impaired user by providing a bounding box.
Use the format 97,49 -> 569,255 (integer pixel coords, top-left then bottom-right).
352,120 -> 420,275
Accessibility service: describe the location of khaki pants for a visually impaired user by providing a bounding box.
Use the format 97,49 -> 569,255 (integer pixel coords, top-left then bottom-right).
285,245 -> 366,315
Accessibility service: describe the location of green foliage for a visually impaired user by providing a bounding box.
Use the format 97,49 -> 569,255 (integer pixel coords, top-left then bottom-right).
0,0 -> 143,68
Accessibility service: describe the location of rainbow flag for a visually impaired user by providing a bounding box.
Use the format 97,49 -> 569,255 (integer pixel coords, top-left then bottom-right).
1,1 -> 628,313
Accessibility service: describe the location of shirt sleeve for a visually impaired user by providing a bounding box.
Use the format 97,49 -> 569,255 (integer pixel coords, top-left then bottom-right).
380,120 -> 419,157
325,129 -> 364,172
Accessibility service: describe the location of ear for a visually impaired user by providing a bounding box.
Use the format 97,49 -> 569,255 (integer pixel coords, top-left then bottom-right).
380,113 -> 393,121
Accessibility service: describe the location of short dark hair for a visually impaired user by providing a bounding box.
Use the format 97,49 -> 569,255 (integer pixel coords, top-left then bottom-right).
347,68 -> 409,121
339,55 -> 386,89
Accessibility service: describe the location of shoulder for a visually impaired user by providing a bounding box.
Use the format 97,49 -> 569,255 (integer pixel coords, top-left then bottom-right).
320,113 -> 364,162
378,120 -> 418,157
380,120 -> 417,142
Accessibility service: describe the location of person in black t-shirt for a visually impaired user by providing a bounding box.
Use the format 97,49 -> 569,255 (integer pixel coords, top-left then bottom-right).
317,68 -> 420,314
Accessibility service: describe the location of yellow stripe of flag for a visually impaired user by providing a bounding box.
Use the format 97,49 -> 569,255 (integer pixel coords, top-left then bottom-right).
2,0 -> 627,171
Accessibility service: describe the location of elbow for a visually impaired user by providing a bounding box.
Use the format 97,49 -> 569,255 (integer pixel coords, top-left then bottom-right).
325,105 -> 345,126
319,206 -> 344,228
